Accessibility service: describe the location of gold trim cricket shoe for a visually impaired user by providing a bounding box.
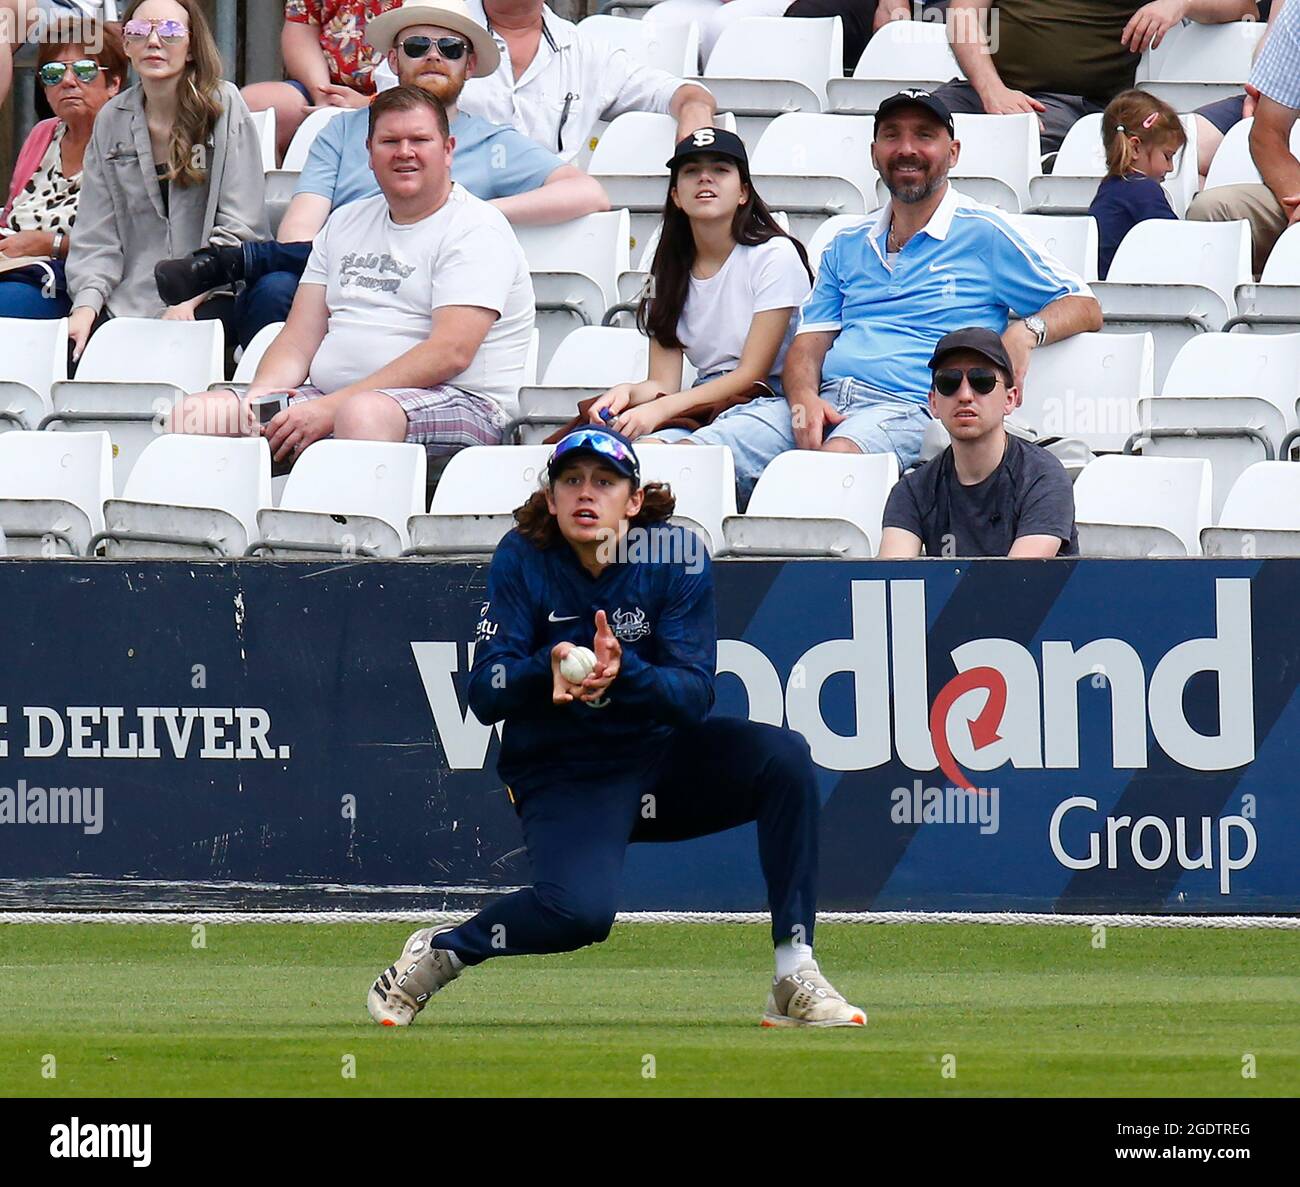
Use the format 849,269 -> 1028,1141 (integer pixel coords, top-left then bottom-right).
367,926 -> 462,1027
761,964 -> 867,1028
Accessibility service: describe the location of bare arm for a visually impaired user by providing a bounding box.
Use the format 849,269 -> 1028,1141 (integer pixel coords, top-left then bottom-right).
1001,294 -> 1103,398
246,281 -> 329,396
1008,534 -> 1066,558
669,84 -> 717,141
878,527 -> 923,559
947,0 -> 1046,116
491,166 -> 610,227
1250,93 -> 1300,222
1122,0 -> 1259,54
783,330 -> 845,450
589,338 -> 684,423
282,19 -> 332,95
277,192 -> 332,244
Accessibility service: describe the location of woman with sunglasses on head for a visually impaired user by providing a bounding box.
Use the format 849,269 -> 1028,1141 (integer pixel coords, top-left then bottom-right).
0,17 -> 125,320
65,0 -> 268,360
587,128 -> 812,458
878,327 -> 1078,559
244,1 -> 404,163
367,423 -> 868,1032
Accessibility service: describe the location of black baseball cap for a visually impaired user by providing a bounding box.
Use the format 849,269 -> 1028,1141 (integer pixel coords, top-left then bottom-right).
666,126 -> 749,171
547,425 -> 641,487
928,327 -> 1014,381
874,88 -> 955,137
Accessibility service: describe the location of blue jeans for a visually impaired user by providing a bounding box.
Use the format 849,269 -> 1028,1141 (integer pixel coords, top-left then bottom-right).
233,240 -> 311,350
649,371 -> 784,445
690,377 -> 933,503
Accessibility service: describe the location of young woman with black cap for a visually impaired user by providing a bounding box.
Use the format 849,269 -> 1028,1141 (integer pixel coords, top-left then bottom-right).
588,127 -> 814,445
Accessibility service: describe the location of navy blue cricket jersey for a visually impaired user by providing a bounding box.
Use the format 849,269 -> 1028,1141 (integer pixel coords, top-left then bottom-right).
467,525 -> 717,786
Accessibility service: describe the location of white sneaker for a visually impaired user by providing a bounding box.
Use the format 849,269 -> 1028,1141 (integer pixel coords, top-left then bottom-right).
366,926 -> 461,1027
761,964 -> 867,1029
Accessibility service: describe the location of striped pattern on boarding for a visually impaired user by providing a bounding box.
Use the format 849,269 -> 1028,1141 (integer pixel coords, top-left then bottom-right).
795,183 -> 1092,406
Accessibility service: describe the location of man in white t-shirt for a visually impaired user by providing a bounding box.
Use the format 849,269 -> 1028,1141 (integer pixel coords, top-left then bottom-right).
173,85 -> 535,464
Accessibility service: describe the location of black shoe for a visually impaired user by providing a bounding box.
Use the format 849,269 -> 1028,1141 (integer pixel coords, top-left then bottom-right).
154,245 -> 245,306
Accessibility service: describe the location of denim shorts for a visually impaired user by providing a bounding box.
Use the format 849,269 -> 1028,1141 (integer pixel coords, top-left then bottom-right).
687,377 -> 932,501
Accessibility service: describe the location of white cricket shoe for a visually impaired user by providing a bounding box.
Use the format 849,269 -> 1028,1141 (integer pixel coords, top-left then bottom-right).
367,926 -> 461,1027
761,964 -> 867,1028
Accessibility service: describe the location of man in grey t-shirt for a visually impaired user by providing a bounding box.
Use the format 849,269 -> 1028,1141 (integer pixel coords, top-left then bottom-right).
879,327 -> 1078,558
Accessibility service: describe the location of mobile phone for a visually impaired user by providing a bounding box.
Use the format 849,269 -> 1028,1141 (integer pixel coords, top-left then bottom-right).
250,392 -> 289,427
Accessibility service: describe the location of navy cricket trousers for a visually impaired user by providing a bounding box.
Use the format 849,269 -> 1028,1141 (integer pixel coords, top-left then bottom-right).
438,717 -> 820,965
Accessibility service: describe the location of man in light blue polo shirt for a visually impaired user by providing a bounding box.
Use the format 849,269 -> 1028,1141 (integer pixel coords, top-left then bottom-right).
154,3 -> 608,349
691,89 -> 1102,502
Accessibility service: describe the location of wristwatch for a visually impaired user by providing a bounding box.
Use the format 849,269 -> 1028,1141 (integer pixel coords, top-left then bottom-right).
51,230 -> 66,258
1023,315 -> 1047,348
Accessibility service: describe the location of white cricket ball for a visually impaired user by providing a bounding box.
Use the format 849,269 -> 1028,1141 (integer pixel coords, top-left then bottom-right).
560,646 -> 597,683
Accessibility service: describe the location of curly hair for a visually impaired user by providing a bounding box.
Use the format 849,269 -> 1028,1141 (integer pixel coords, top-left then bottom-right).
513,482 -> 677,549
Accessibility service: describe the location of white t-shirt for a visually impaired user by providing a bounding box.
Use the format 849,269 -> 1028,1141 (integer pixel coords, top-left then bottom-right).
301,184 -> 536,416
675,237 -> 811,383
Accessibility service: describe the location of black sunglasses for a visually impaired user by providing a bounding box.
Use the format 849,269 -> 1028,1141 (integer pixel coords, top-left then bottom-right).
400,35 -> 469,61
933,366 -> 1002,397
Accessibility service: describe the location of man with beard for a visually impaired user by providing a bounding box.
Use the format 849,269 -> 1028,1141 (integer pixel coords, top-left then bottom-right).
154,0 -> 608,349
687,90 -> 1101,501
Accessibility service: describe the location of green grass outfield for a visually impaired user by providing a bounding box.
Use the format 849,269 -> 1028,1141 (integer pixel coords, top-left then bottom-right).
1,922 -> 1297,1097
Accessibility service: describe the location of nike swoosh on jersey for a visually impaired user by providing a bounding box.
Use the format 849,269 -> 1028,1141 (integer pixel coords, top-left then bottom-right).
548,612 -> 580,622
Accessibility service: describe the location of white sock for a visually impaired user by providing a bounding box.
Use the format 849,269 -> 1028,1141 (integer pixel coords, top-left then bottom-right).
445,949 -> 465,972
774,940 -> 814,980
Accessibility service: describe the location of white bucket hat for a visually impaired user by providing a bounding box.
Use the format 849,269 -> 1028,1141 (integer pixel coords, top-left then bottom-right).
365,0 -> 501,79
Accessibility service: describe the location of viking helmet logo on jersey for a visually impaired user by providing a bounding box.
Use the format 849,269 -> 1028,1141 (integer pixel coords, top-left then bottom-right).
612,607 -> 651,642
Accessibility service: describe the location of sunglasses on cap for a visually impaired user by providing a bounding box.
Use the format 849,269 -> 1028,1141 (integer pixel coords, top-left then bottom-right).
548,427 -> 640,486
39,59 -> 107,86
933,367 -> 1004,397
400,35 -> 469,61
123,17 -> 188,43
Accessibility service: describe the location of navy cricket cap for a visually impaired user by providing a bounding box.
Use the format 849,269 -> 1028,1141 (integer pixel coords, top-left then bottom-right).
928,327 -> 1014,380
666,126 -> 749,171
874,88 -> 955,136
547,425 -> 641,487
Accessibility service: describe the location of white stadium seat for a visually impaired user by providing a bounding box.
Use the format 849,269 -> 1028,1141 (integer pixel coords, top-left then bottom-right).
703,17 -> 842,146
578,14 -> 701,74
1016,332 -> 1153,454
96,435 -> 272,559
722,450 -> 899,557
1074,454 -> 1212,557
46,318 -> 225,496
1228,222 -> 1300,333
946,112 -> 1041,212
1004,213 -> 1100,283
0,430 -> 112,557
1137,18 -> 1267,111
510,327 -> 651,445
807,213 -> 872,272
635,442 -> 736,553
250,440 -> 427,558
514,209 -> 631,376
265,106 -> 347,233
0,316 -> 67,434
1203,117 -> 1300,191
1091,218 -> 1252,388
408,444 -> 552,555
233,321 -> 284,384
1027,112 -> 1198,217
1202,461 -> 1300,556
827,19 -> 962,115
750,114 -> 879,244
1130,332 -> 1300,519
250,107 -> 278,172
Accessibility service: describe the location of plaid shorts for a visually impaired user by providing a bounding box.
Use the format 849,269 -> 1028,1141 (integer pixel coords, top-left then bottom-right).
289,384 -> 507,458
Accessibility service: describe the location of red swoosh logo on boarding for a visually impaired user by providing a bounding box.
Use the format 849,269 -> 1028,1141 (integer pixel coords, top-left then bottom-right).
927,666 -> 1008,793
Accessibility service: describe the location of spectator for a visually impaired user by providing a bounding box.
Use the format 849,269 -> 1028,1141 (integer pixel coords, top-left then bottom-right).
1189,0 -> 1300,274
0,1 -> 113,113
455,0 -> 716,160
934,0 -> 1260,154
879,326 -> 1078,557
584,128 -> 812,444
1090,90 -> 1183,278
690,90 -> 1099,503
155,0 -> 607,350
65,0 -> 268,360
0,17 -> 126,320
1191,0 -> 1278,184
243,1 -> 403,162
173,87 -> 535,469
783,0 -> 950,77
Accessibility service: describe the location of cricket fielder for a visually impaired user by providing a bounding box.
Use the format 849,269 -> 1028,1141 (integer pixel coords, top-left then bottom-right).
367,426 -> 866,1028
